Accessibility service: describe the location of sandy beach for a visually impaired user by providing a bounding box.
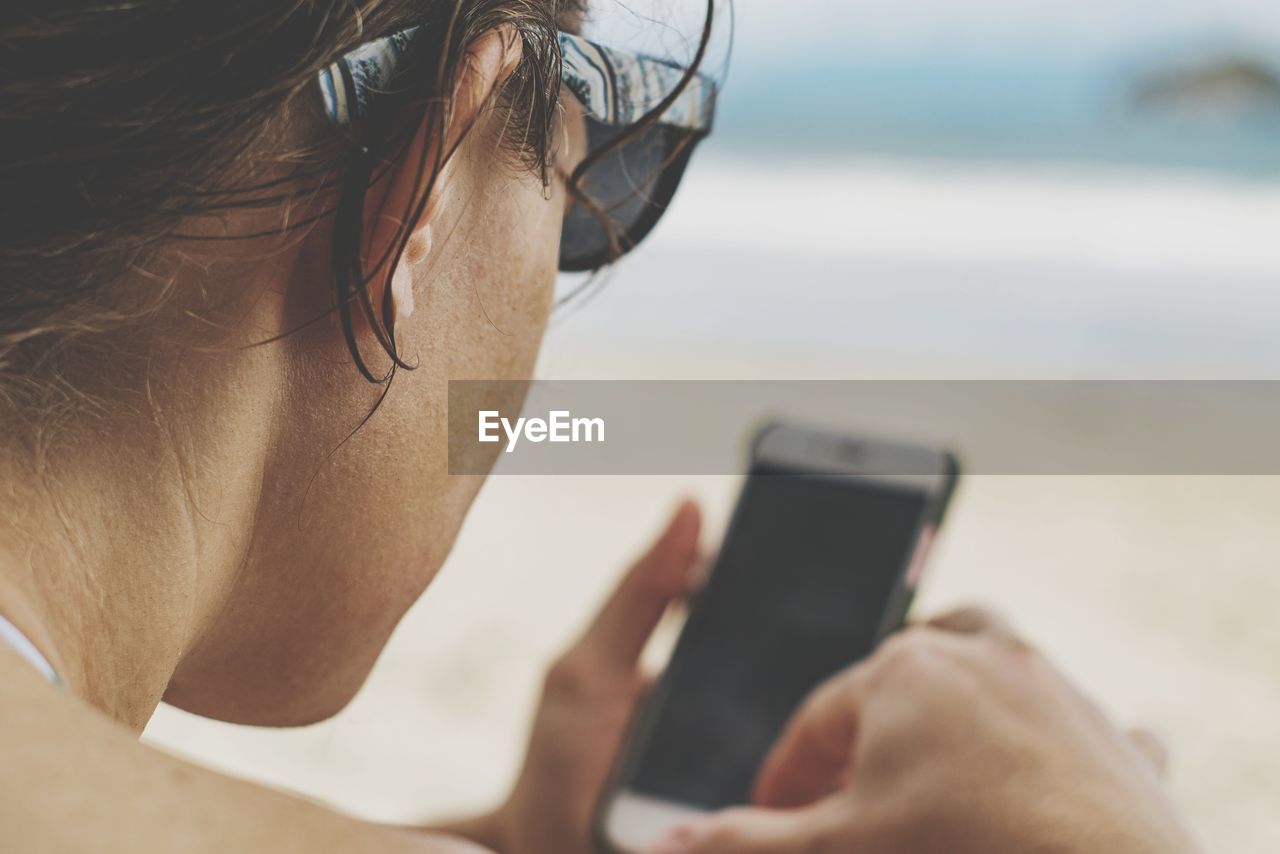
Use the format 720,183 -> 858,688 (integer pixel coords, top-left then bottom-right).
144,468 -> 1280,851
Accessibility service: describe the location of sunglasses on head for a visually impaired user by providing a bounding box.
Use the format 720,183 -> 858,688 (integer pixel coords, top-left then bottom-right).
319,28 -> 718,272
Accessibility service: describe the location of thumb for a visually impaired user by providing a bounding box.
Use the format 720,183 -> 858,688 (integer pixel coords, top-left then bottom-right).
650,805 -> 834,854
571,500 -> 701,674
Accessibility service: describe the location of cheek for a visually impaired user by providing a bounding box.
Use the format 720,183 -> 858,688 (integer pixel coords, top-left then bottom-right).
463,176 -> 563,374
355,174 -> 564,554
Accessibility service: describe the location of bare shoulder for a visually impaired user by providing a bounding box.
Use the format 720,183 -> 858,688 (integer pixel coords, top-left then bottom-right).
0,646 -> 486,854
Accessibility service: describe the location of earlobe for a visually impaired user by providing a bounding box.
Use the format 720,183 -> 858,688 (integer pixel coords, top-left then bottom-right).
389,225 -> 432,321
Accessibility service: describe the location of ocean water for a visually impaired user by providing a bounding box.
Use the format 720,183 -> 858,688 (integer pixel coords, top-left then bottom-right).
715,59 -> 1280,178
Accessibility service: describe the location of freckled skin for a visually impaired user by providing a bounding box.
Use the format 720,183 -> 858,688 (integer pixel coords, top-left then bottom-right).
164,66 -> 578,726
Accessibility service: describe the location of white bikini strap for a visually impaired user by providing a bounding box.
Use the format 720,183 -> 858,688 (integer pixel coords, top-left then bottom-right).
0,613 -> 59,685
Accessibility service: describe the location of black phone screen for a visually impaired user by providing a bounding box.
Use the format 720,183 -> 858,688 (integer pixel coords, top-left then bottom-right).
628,464 -> 931,810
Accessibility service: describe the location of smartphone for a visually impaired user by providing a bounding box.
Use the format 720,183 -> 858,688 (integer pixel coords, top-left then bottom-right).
595,423 -> 960,853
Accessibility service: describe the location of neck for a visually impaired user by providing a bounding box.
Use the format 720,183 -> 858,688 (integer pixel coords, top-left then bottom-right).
0,338 -> 282,731
0,448 -> 201,728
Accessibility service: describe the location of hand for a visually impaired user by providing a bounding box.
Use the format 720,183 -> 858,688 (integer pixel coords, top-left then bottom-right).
489,501 -> 703,854
654,608 -> 1202,854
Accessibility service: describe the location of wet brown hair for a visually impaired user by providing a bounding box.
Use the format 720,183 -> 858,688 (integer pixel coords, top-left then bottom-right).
0,1 -> 712,401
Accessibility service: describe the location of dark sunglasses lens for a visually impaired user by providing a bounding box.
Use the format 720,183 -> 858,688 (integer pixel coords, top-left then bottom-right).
559,117 -> 703,272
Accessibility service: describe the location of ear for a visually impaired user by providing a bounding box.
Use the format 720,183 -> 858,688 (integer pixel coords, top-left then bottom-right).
360,25 -> 524,325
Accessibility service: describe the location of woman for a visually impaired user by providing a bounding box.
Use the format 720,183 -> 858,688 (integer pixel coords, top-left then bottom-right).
0,2 -> 1203,852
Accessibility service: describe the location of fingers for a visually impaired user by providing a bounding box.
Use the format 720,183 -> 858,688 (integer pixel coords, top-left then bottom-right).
1127,727 -> 1169,777
650,805 -> 834,854
753,666 -> 867,809
925,606 -> 1032,652
925,605 -> 1012,634
753,617 -> 976,810
686,546 -> 716,594
571,500 -> 701,675
929,608 -> 1170,779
